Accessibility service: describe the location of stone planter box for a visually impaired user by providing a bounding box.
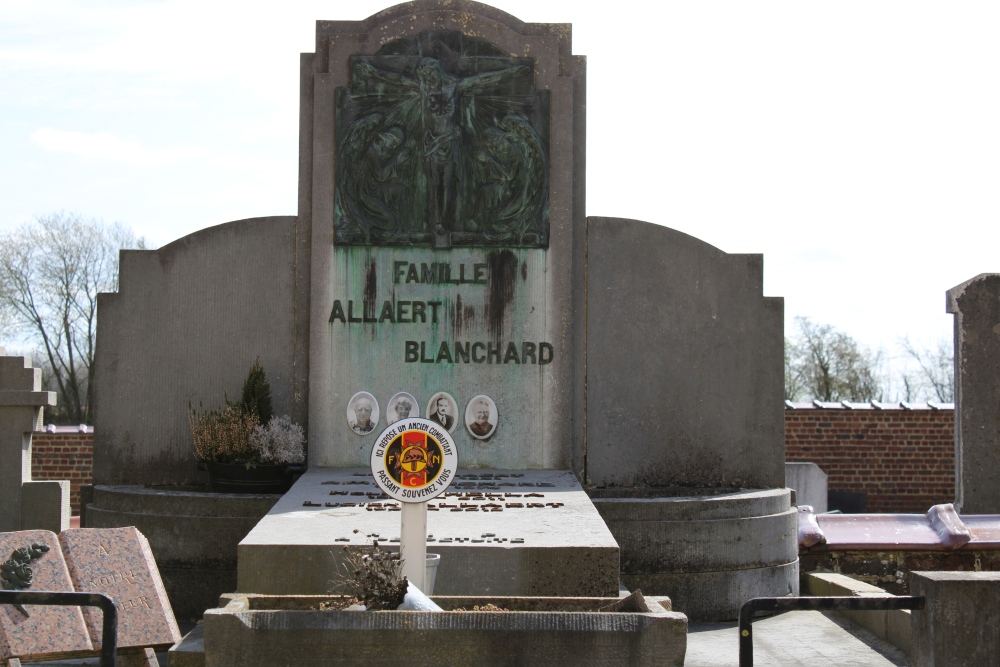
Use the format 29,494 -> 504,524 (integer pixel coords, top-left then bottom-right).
198,594 -> 687,666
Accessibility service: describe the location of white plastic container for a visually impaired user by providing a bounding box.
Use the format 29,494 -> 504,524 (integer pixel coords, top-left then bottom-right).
425,553 -> 441,595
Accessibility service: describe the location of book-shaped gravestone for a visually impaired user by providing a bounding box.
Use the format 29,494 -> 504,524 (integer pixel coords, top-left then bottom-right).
0,530 -> 94,662
59,527 -> 182,651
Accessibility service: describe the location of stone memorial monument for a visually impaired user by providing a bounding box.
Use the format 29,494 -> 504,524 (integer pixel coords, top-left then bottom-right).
90,0 -> 793,621
947,273 -> 1000,513
0,351 -> 66,534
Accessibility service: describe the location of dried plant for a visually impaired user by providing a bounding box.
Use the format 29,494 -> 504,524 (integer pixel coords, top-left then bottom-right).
329,536 -> 407,610
250,415 -> 306,464
189,404 -> 260,464
453,604 -> 510,612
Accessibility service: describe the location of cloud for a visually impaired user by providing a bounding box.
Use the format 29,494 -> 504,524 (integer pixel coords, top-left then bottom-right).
30,128 -> 203,165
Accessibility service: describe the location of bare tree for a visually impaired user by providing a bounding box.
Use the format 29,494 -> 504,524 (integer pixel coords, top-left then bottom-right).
786,317 -> 885,402
784,337 -> 804,401
0,213 -> 144,423
899,337 -> 954,402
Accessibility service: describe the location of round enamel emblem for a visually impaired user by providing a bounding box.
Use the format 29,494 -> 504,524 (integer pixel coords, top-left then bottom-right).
370,417 -> 458,502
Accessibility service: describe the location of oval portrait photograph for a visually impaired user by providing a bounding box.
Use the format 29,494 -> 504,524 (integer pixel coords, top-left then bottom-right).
425,392 -> 458,433
347,391 -> 379,435
386,392 -> 419,424
465,394 -> 498,440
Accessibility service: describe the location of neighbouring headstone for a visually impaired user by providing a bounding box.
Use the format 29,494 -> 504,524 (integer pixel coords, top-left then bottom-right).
0,530 -> 93,663
0,355 -> 58,533
947,274 -> 1000,513
785,462 -> 828,513
910,571 -> 1000,666
59,527 -> 182,651
20,480 -> 71,534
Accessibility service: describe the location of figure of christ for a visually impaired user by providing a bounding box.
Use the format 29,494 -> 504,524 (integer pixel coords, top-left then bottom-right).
353,57 -> 531,234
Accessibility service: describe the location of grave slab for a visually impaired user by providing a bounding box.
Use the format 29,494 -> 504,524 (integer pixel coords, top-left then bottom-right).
59,527 -> 182,651
0,530 -> 93,662
238,467 -> 619,597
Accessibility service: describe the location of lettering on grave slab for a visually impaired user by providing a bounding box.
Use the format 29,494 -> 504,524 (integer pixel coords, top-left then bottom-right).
58,527 -> 181,651
334,30 -> 549,249
328,257 -> 555,366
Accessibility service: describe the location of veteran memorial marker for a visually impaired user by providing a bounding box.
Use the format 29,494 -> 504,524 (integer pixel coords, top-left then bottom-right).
370,418 -> 458,589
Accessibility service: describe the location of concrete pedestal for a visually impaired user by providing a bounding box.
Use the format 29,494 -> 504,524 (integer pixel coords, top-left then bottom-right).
910,571 -> 1000,666
200,594 -> 686,667
0,353 -> 58,532
592,488 -> 798,621
85,485 -> 280,620
238,468 -> 620,597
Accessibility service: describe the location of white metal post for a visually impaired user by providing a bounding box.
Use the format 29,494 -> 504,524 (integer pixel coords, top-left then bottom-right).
399,501 -> 427,591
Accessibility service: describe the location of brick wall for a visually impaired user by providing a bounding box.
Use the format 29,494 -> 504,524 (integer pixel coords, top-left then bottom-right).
27,410 -> 955,516
785,407 -> 954,513
30,431 -> 94,516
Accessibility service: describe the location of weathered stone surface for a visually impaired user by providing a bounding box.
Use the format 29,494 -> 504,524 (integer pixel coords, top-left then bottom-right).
84,485 -> 279,621
910,571 -> 1000,666
0,356 -> 56,533
947,273 -> 1000,513
20,481 -> 70,534
202,594 -> 687,667
59,527 -> 181,651
92,216 -> 303,486
168,622 -> 205,667
785,462 -> 828,512
621,561 -> 799,623
238,468 -> 618,597
0,530 -> 93,662
801,549 -> 1000,596
593,489 -> 798,621
584,218 -> 784,489
306,2 -> 586,472
803,572 -> 912,655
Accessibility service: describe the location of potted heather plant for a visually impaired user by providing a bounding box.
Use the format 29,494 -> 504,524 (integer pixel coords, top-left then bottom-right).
189,358 -> 306,493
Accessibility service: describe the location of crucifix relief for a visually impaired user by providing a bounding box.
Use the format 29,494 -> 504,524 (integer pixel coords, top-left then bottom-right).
334,30 -> 550,248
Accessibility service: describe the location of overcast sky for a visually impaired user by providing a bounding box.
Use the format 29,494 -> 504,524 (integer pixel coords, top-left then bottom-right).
2,1 -> 998,380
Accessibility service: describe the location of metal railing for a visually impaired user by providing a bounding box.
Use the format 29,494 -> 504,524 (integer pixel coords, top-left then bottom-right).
738,595 -> 925,667
0,590 -> 118,666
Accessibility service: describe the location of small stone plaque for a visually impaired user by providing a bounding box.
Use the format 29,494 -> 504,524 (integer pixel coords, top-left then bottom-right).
0,530 -> 93,662
59,527 -> 182,651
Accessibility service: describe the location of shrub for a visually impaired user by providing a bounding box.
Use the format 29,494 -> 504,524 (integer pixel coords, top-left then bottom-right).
239,357 -> 273,425
250,415 -> 306,465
